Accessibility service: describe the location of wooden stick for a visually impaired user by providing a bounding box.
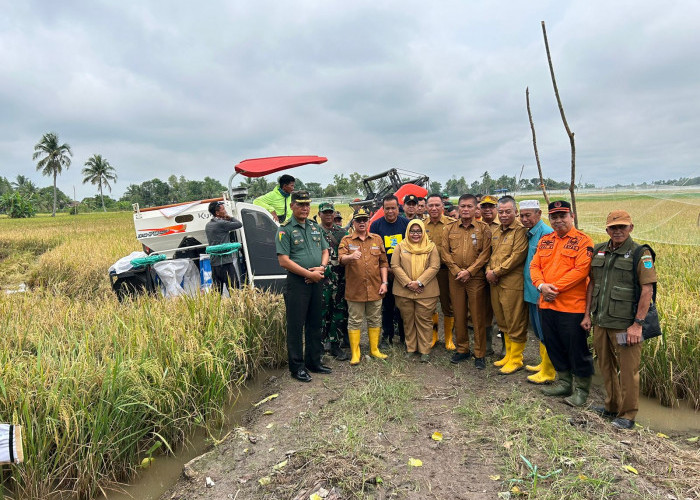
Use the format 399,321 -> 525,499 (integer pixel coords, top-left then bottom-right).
541,20 -> 578,227
526,87 -> 550,206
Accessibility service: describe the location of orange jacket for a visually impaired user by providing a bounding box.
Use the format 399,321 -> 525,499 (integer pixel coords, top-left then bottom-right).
529,227 -> 593,313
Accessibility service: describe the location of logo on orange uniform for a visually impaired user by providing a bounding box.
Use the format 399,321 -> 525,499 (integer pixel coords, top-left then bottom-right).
137,224 -> 186,238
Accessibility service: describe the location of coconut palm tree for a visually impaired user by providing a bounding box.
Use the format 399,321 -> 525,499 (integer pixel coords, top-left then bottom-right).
82,154 -> 117,211
33,132 -> 73,216
11,175 -> 38,197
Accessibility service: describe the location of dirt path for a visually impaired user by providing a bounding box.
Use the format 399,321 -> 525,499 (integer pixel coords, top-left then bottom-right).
162,340 -> 699,500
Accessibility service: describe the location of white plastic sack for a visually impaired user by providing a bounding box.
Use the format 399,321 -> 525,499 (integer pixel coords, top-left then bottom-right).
0,424 -> 23,464
109,251 -> 147,275
153,259 -> 200,298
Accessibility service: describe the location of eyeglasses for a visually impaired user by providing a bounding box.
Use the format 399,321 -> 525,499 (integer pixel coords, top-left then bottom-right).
409,229 -> 423,234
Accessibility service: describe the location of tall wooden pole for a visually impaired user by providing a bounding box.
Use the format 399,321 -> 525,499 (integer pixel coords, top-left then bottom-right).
526,87 -> 550,206
541,20 -> 578,227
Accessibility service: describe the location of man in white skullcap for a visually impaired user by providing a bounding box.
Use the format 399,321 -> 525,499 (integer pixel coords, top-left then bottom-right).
519,200 -> 556,384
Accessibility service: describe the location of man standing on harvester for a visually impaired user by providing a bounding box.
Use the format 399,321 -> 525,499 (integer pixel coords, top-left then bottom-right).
205,200 -> 243,293
276,191 -> 331,383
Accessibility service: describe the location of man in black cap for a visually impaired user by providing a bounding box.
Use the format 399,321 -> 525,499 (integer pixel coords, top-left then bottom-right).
403,194 -> 420,220
205,200 -> 243,293
276,191 -> 331,382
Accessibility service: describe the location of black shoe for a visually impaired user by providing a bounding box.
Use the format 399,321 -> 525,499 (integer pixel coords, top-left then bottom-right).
474,357 -> 486,370
291,369 -> 312,383
330,344 -> 349,361
451,351 -> 471,364
306,364 -> 332,374
591,405 -> 618,418
611,417 -> 635,430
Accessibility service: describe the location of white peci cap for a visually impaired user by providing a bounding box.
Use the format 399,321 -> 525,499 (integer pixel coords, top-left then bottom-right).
519,200 -> 540,210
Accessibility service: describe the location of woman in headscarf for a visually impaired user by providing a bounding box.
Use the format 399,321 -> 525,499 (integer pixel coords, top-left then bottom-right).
391,219 -> 441,361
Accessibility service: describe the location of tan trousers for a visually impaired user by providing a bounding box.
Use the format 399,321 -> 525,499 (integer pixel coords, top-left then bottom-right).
490,285 -> 528,343
396,295 -> 439,354
593,326 -> 641,420
436,268 -> 453,316
449,276 -> 488,358
347,300 -> 382,330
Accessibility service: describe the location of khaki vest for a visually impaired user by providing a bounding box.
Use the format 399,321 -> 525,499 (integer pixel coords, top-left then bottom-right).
590,238 -> 640,329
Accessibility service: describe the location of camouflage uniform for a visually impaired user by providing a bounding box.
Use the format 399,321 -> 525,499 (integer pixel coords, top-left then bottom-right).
321,223 -> 349,345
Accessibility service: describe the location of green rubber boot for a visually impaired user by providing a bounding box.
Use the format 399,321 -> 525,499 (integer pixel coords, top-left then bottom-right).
541,371 -> 572,397
564,376 -> 592,407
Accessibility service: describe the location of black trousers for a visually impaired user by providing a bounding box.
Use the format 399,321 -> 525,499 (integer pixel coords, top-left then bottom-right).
540,308 -> 594,378
284,273 -> 323,374
381,277 -> 405,342
212,263 -> 237,293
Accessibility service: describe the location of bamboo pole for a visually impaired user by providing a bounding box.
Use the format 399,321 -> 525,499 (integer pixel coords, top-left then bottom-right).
541,20 -> 578,227
526,87 -> 550,206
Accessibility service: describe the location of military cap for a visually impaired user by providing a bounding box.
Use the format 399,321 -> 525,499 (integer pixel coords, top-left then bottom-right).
480,195 -> 498,206
318,201 -> 335,212
333,211 -> 343,220
606,210 -> 632,227
291,190 -> 311,204
352,207 -> 371,220
403,194 -> 419,204
548,200 -> 572,214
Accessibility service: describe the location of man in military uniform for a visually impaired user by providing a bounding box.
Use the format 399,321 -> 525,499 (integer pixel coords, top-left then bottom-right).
581,210 -> 657,429
519,200 -> 556,384
440,194 -> 492,369
403,194 -> 420,220
486,196 -> 529,374
530,201 -> 594,406
339,208 -> 390,364
424,193 -> 457,350
276,191 -> 331,383
318,202 -> 349,361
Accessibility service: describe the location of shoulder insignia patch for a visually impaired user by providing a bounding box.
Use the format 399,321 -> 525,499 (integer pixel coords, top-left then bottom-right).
587,246 -> 594,258
643,260 -> 654,269
278,231 -> 286,241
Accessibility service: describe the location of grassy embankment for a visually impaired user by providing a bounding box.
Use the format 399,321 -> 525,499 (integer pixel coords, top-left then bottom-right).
0,191 -> 698,498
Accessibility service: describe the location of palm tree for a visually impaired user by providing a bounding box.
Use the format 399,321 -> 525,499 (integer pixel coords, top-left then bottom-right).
33,132 -> 73,216
11,175 -> 38,197
82,154 -> 117,211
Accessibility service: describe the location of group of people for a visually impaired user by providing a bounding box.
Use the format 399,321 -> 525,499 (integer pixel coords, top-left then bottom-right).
251,176 -> 657,430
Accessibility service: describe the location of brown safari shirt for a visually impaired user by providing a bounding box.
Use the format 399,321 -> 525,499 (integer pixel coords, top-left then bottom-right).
424,214 -> 456,263
439,218 -> 492,278
487,220 -> 529,290
338,232 -> 389,302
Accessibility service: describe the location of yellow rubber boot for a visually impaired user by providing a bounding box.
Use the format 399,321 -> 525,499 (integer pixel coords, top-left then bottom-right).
527,345 -> 556,384
444,316 -> 456,350
431,312 -> 439,347
493,335 -> 511,367
526,342 -> 546,372
348,329 -> 362,365
368,327 -> 388,359
500,340 -> 525,374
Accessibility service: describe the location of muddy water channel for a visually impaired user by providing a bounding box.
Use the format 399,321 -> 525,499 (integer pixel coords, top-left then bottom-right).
103,368 -> 285,500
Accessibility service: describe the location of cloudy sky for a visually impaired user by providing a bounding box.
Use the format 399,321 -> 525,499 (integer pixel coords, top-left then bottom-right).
1,1 -> 698,199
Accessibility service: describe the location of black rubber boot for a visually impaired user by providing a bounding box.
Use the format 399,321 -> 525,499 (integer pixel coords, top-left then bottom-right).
541,371 -> 573,397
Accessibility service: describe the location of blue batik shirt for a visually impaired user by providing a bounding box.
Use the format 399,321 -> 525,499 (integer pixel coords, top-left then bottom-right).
524,219 -> 554,304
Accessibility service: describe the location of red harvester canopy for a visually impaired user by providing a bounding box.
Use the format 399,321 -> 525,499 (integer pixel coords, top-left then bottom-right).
234,156 -> 328,178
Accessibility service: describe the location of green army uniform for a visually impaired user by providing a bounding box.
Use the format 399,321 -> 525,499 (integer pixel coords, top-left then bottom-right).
321,222 -> 349,346
276,211 -> 329,375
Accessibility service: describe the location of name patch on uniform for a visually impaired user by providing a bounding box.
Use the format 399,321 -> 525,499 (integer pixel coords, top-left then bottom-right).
348,244 -> 360,251
563,237 -> 580,251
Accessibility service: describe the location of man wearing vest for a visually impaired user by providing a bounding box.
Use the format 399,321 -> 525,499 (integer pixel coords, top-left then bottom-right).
530,200 -> 594,406
254,174 -> 295,223
581,210 -> 657,429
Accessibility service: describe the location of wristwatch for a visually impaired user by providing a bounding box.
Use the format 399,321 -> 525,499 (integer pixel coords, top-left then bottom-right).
417,280 -> 424,287
382,281 -> 389,285
633,318 -> 644,325
537,283 -> 544,292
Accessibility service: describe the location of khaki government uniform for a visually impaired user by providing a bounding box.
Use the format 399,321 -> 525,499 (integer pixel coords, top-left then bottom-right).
424,215 -> 456,316
391,244 -> 441,354
338,232 -> 389,330
440,219 -> 492,358
487,220 -> 529,343
589,238 -> 657,421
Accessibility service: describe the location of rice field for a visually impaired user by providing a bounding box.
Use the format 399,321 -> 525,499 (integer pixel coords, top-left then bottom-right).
0,191 -> 698,498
